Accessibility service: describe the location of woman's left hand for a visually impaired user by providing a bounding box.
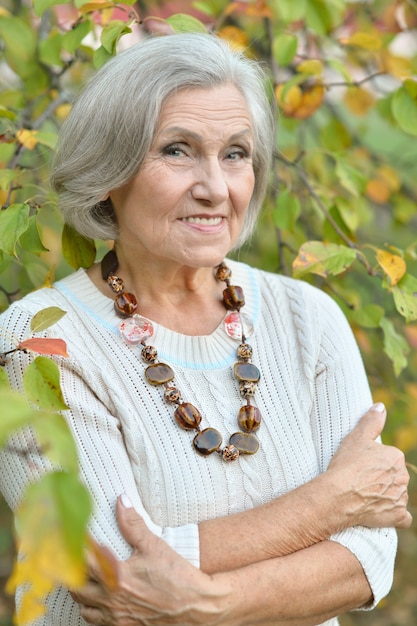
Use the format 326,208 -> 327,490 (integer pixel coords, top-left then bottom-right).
71,495 -> 231,626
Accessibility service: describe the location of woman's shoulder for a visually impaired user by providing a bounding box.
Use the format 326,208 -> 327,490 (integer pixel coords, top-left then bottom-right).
0,270 -> 86,340
228,258 -> 338,311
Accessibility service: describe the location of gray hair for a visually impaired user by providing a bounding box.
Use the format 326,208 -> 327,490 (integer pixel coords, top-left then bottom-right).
50,32 -> 274,246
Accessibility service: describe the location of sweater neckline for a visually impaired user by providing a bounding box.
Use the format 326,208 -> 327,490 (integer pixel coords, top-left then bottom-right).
55,259 -> 260,369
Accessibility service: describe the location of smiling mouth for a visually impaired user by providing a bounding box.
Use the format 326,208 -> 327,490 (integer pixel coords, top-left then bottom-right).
181,216 -> 223,225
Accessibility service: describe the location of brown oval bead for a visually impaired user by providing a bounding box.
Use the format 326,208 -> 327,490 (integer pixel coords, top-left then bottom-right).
237,405 -> 262,431
229,432 -> 259,455
234,362 -> 261,383
174,402 -> 202,430
223,286 -> 245,311
193,428 -> 222,455
145,363 -> 175,385
114,292 -> 138,318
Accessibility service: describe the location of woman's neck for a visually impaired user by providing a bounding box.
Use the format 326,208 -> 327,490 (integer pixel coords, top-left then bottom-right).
87,253 -> 228,336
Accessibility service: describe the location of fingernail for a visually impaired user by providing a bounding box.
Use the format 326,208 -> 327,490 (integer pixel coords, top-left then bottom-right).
371,402 -> 385,413
120,494 -> 133,508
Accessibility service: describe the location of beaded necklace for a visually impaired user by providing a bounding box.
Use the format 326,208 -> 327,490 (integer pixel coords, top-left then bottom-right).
101,249 -> 262,462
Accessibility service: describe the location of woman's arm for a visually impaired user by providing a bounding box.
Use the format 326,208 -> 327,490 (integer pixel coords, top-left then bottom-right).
72,498 -> 374,626
199,403 -> 410,574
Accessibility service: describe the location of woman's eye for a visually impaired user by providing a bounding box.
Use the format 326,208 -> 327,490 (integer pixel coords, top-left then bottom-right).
162,144 -> 186,157
226,148 -> 249,161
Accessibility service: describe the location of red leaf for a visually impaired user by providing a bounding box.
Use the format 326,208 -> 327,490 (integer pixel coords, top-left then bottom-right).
18,338 -> 68,358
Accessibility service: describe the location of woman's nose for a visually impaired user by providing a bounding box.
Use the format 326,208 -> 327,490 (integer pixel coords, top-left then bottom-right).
191,158 -> 229,205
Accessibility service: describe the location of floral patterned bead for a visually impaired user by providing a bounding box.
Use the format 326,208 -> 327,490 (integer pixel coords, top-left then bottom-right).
141,345 -> 158,363
237,343 -> 253,360
107,274 -> 124,293
215,263 -> 232,282
164,385 -> 182,404
239,381 -> 257,397
222,445 -> 240,462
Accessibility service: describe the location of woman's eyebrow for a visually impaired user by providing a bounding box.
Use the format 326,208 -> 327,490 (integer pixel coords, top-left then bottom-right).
158,127 -> 253,142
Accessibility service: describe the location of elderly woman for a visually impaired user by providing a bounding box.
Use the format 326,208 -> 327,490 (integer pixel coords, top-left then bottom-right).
0,33 -> 411,626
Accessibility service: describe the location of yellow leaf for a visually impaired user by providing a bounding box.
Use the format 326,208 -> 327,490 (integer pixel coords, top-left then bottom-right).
376,249 -> 406,285
344,86 -> 375,116
342,31 -> 383,51
217,26 -> 248,52
366,178 -> 391,204
377,165 -> 401,193
55,103 -> 72,121
379,50 -> 412,79
394,425 -> 417,453
16,129 -> 39,150
275,84 -> 303,115
78,2 -> 115,14
297,59 -> 323,76
293,84 -> 325,120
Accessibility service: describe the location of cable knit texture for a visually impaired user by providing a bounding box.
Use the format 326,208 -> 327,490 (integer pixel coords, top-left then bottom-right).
0,259 -> 397,626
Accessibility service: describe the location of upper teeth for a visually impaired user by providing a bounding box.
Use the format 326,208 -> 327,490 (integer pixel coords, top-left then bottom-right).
182,217 -> 222,225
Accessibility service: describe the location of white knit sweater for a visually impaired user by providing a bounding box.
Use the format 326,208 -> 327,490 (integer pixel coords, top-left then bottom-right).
0,259 -> 397,626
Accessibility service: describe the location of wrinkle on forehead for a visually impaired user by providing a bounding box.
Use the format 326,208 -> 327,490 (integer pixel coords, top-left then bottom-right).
155,85 -> 254,141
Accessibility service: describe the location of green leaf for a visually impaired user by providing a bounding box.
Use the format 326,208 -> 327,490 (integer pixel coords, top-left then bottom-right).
275,0 -> 307,23
93,45 -> 112,69
30,307 -> 67,333
323,205 -> 353,244
320,119 -> 351,151
335,159 -> 366,197
62,223 -> 96,270
166,13 -> 207,33
0,390 -> 39,447
0,169 -> 18,191
272,33 -> 298,66
19,215 -> 49,256
379,317 -> 409,376
0,203 -> 30,257
392,273 -> 417,322
101,20 -> 132,55
35,130 -> 58,150
62,20 -> 92,54
391,83 -> 417,137
273,188 -> 300,231
334,197 -> 359,232
351,304 -> 385,329
33,0 -> 71,16
33,413 -> 79,473
192,1 -> 216,17
305,0 -> 345,34
293,241 -> 356,278
0,15 -> 37,67
0,368 -> 10,388
23,356 -> 69,411
327,58 -> 352,83
39,32 -> 64,68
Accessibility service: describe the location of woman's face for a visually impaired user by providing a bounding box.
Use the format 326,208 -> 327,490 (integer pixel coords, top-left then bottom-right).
109,84 -> 255,269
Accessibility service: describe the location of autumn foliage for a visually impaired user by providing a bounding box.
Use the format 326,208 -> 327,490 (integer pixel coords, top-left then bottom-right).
0,0 -> 417,624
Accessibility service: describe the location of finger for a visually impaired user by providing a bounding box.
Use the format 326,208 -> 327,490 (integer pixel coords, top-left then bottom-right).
350,403 -> 387,440
79,604 -> 107,626
70,581 -> 103,607
116,494 -> 156,551
86,538 -> 120,590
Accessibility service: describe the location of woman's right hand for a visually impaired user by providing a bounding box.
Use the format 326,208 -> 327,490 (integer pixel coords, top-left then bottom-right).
326,403 -> 412,530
